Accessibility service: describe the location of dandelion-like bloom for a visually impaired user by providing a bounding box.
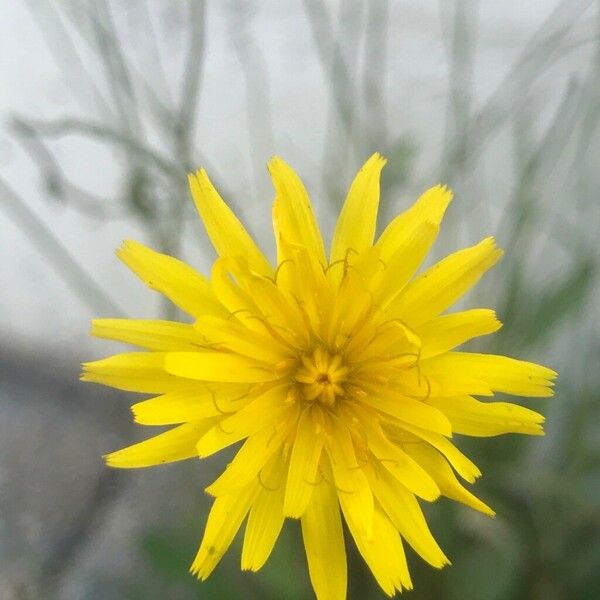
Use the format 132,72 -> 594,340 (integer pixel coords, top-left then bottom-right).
83,154 -> 556,599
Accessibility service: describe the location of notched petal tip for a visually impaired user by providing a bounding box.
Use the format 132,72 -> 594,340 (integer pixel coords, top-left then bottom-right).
115,238 -> 136,257
433,556 -> 452,571
129,404 -> 151,425
103,451 -> 131,469
188,169 -> 213,202
188,167 -> 211,195
103,448 -> 152,469
367,150 -> 387,166
79,362 -> 95,380
492,241 -> 505,262
430,182 -> 453,197
188,167 -> 207,179
492,312 -> 504,331
189,563 -> 205,580
89,320 -> 98,337
481,235 -> 503,252
266,155 -> 287,172
89,318 -> 118,338
358,152 -> 387,179
420,184 -> 454,217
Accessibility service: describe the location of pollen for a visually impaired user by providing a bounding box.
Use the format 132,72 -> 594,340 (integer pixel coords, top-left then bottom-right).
294,347 -> 350,406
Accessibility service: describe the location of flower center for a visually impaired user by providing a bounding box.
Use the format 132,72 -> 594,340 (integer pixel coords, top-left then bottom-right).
293,347 -> 349,406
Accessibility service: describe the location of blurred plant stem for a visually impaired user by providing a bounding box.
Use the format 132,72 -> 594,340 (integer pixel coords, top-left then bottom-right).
363,0 -> 390,152
229,0 -> 276,199
0,178 -> 125,317
303,0 -> 363,201
441,0 -> 478,182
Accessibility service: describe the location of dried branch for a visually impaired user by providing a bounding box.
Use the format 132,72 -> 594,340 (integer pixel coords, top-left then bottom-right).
362,0 -> 390,151
178,0 -> 207,160
229,0 -> 276,191
11,118 -> 124,219
0,178 -> 125,317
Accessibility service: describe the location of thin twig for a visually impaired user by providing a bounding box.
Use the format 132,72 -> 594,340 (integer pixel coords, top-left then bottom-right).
362,0 -> 390,151
91,0 -> 142,133
229,0 -> 276,191
0,178 -> 125,317
179,0 -> 207,163
136,0 -> 174,106
11,118 -> 124,219
302,0 -> 357,138
461,0 -> 594,171
302,0 -> 363,200
21,0 -> 112,117
440,0 -> 479,182
15,116 -> 181,180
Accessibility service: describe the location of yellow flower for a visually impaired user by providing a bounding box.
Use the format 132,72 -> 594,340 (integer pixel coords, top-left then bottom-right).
83,154 -> 556,599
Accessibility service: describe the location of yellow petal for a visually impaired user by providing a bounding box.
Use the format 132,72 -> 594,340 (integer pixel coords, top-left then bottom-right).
117,240 -> 227,318
397,424 -> 482,483
416,309 -> 502,359
194,315 -> 290,362
241,457 -> 287,571
341,502 -> 412,595
277,242 -> 333,337
360,388 -> 453,437
405,443 -> 495,516
421,352 -> 557,397
326,268 -> 374,349
369,466 -> 449,568
206,410 -> 297,496
191,483 -> 258,580
376,184 -> 453,262
351,318 -> 420,363
373,220 -> 440,307
165,351 -> 278,383
426,395 -> 545,437
366,365 -> 493,398
189,170 -> 273,276
284,406 -> 325,518
388,237 -> 503,326
196,386 -> 288,457
269,157 -> 327,266
105,419 -> 215,468
223,257 -> 307,342
91,319 -> 208,352
301,478 -> 347,600
324,416 -> 374,537
352,409 -> 440,501
81,352 -> 195,393
330,153 -> 387,264
347,245 -> 384,284
210,258 -> 270,336
131,386 -> 250,425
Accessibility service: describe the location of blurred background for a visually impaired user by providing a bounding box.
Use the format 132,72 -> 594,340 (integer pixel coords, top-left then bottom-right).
1,1 -> 599,598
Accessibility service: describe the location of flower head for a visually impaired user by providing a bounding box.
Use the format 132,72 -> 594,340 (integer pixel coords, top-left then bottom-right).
83,154 -> 556,599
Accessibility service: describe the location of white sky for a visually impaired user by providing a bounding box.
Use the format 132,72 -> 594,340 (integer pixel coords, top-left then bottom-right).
0,0 -> 588,360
